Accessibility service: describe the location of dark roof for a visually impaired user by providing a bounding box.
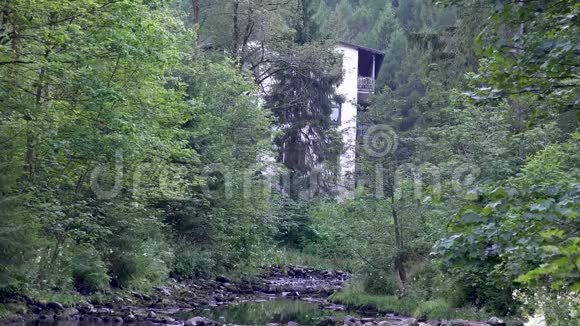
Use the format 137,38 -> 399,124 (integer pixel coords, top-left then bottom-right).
337,41 -> 385,56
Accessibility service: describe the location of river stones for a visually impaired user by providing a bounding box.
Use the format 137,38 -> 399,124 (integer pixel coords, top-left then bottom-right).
487,317 -> 506,326
400,318 -> 418,326
216,276 -> 231,283
124,313 -> 136,323
185,316 -> 215,326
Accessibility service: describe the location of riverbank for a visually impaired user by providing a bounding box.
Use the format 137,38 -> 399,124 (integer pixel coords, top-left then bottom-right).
0,265 -> 513,326
1,265 -> 347,325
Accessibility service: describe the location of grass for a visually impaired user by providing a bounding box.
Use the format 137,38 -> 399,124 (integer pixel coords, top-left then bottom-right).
28,290 -> 86,306
330,287 -> 491,321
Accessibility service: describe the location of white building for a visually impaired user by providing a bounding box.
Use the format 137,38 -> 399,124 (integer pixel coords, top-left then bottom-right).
333,41 -> 384,196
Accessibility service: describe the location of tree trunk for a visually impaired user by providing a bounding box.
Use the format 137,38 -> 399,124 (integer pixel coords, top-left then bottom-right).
390,192 -> 407,285
191,0 -> 200,50
232,0 -> 240,63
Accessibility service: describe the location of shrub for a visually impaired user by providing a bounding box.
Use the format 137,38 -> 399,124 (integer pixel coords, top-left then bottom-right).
71,246 -> 110,293
171,242 -> 218,279
361,271 -> 399,295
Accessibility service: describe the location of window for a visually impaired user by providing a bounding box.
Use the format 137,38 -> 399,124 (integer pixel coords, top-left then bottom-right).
330,102 -> 341,123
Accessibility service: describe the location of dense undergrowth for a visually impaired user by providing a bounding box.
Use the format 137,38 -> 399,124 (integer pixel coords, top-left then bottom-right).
0,0 -> 578,324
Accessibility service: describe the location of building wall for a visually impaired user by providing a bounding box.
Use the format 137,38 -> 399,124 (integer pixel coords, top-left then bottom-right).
335,44 -> 359,196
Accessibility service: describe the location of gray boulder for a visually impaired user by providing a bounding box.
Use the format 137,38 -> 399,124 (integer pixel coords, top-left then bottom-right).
487,317 -> 506,326
186,316 -> 209,326
402,318 -> 419,326
124,314 -> 136,323
47,302 -> 64,311
343,315 -> 356,326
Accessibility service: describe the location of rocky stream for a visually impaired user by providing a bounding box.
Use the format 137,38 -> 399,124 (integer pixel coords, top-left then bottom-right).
3,266 -> 504,326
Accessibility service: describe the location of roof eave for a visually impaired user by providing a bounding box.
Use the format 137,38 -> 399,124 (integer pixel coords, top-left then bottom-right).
337,41 -> 385,56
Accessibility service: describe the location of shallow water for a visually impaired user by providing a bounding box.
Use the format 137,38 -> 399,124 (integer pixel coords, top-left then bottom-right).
177,299 -> 356,325
25,299 -> 358,326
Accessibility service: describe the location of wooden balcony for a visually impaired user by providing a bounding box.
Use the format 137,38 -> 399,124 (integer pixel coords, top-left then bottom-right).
357,76 -> 375,91
357,76 -> 374,106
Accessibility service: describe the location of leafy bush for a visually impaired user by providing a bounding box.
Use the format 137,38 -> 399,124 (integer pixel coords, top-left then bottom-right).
71,246 -> 110,293
270,196 -> 315,248
360,271 -> 399,296
171,242 -> 219,279
405,262 -> 467,308
435,136 -> 580,315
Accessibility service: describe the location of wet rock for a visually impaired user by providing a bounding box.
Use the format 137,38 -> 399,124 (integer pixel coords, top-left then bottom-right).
77,302 -> 95,314
47,302 -> 64,311
112,316 -> 124,323
402,318 -> 419,326
377,321 -> 392,326
98,307 -> 114,314
287,322 -> 300,326
224,283 -> 238,292
343,315 -> 356,326
125,314 -> 136,323
90,316 -> 103,323
162,316 -> 176,324
158,298 -> 174,306
216,276 -> 230,283
487,317 -> 506,326
147,311 -> 157,319
61,307 -> 79,317
132,291 -> 144,300
160,288 -> 172,296
9,314 -> 26,323
186,316 -> 210,326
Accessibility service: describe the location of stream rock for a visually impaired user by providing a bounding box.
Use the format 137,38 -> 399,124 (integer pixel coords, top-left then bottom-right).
46,302 -> 64,311
186,316 -> 214,326
487,317 -> 506,326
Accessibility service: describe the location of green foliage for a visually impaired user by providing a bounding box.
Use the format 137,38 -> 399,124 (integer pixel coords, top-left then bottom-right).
171,242 -> 220,279
0,0 -> 274,296
436,136 -> 580,314
270,196 -> 315,248
331,285 -> 490,320
70,246 -> 110,293
464,0 -> 578,105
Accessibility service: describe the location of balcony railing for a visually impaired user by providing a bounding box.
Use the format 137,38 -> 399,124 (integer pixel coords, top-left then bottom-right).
357,76 -> 375,91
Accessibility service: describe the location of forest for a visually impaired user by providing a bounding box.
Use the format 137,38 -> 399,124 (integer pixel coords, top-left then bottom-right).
0,0 -> 578,325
